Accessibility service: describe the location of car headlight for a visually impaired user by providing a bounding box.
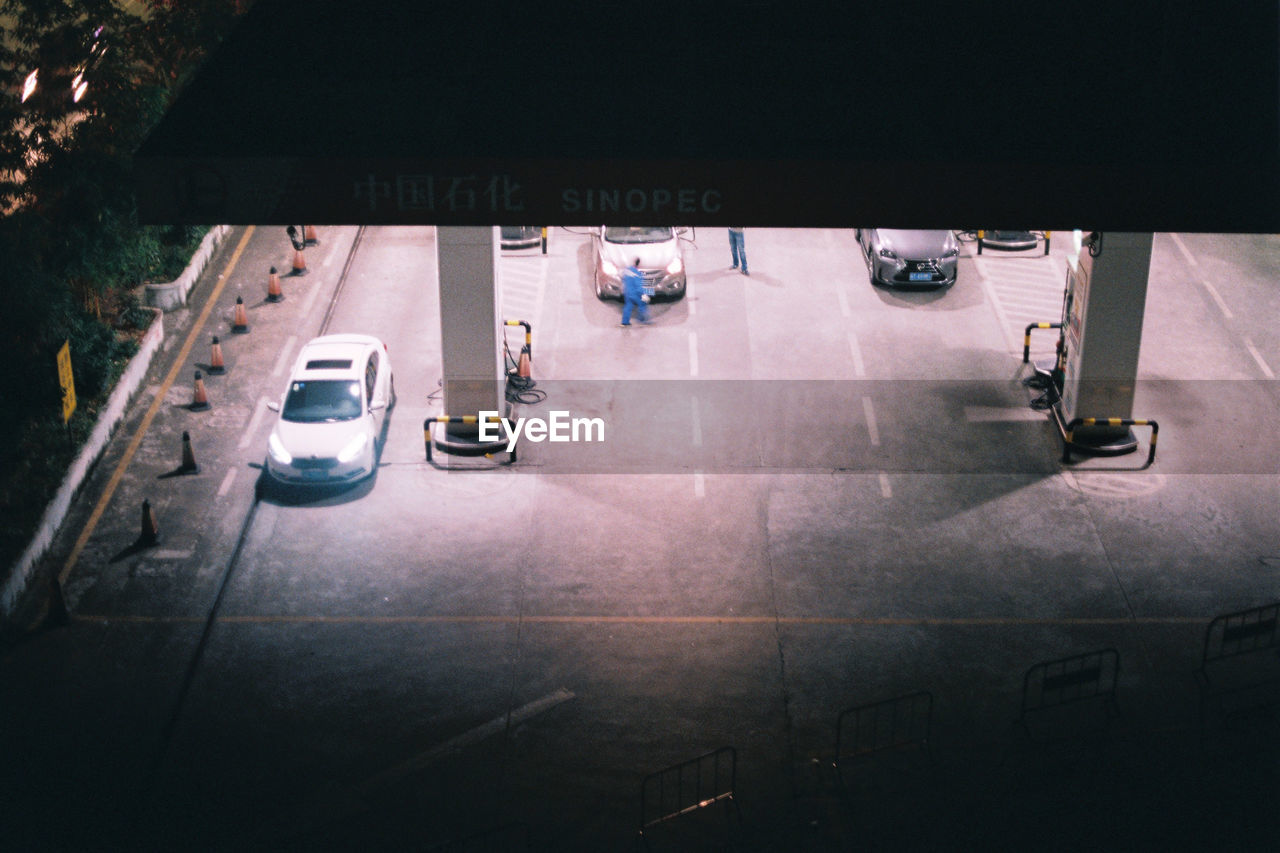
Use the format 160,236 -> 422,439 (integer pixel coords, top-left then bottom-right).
267,433 -> 292,465
601,259 -> 618,276
879,247 -> 897,260
337,432 -> 369,464
666,257 -> 684,275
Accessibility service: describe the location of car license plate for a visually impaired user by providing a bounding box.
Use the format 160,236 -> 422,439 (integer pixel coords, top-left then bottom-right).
908,272 -> 933,281
643,286 -> 655,296
303,469 -> 328,480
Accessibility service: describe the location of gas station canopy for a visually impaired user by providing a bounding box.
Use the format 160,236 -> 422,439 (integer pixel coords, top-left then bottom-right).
135,1 -> 1279,231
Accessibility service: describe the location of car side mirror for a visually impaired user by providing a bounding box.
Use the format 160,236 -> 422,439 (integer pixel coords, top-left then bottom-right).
266,400 -> 280,412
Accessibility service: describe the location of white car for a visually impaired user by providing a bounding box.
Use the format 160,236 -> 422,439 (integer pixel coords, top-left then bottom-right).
265,334 -> 395,485
593,226 -> 689,300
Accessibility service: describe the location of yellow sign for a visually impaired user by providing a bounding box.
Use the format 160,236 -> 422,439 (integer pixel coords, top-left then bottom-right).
57,339 -> 76,423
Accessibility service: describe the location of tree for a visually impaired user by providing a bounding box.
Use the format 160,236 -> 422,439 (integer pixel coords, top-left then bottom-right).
0,0 -> 250,569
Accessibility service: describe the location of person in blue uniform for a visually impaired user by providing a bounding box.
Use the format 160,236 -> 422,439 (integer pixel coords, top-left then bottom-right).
620,257 -> 652,326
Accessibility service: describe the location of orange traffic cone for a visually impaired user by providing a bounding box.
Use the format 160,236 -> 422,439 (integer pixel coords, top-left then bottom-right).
177,430 -> 199,474
289,247 -> 308,277
517,346 -> 532,379
190,370 -> 211,411
207,336 -> 226,375
232,296 -> 249,333
266,266 -> 284,303
303,225 -> 319,246
160,430 -> 200,478
136,499 -> 160,547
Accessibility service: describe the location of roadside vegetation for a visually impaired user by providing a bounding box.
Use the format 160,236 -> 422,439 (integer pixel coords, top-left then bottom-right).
0,0 -> 250,573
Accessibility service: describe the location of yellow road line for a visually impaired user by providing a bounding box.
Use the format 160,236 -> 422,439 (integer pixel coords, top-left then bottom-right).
59,227 -> 257,585
70,613 -> 1207,626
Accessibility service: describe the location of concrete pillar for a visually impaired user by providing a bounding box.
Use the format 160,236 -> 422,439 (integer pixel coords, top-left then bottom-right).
1060,231 -> 1153,452
437,226 -> 504,437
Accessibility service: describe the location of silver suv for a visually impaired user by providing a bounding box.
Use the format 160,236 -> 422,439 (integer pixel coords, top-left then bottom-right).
592,226 -> 689,300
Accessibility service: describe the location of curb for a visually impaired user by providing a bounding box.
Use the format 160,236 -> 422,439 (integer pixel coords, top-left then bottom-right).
1,308 -> 166,617
144,225 -> 231,312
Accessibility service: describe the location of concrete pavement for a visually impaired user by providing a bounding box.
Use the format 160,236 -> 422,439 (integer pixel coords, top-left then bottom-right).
1,226 -> 1278,851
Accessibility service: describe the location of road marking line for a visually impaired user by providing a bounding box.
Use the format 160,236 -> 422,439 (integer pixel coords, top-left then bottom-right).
358,688 -> 575,795
59,227 -> 256,585
217,467 -> 238,499
862,396 -> 880,446
238,397 -> 270,450
847,331 -> 865,377
972,255 -> 990,281
1169,232 -> 1200,268
74,613 -> 1209,627
977,267 -> 1022,354
1245,338 -> 1275,378
693,471 -> 705,498
691,397 -> 702,447
299,268 -> 324,317
272,335 -> 297,377
1199,277 -> 1233,318
964,405 -> 1046,422
879,472 -> 892,498
1169,233 -> 1231,317
686,275 -> 696,316
836,287 -> 851,318
688,332 -> 699,376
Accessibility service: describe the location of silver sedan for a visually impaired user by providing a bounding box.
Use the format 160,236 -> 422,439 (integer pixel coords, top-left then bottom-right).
857,229 -> 959,288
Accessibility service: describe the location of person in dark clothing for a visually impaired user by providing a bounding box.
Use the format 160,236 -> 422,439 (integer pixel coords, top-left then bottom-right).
620,257 -> 652,326
728,227 -> 748,275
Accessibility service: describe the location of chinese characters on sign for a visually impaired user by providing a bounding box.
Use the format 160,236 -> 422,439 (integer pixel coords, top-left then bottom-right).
355,173 -> 526,213
353,173 -> 726,218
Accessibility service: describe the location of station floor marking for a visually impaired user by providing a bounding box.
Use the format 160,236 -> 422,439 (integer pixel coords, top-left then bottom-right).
299,271 -> 324,317
72,613 -> 1208,627
878,472 -> 892,499
216,467 -> 238,499
688,331 -> 699,376
238,396 -> 270,450
1170,232 -> 1232,318
964,405 -> 1047,422
358,688 -> 575,795
847,331 -> 865,376
693,471 -> 706,498
1198,277 -> 1234,319
1244,337 -> 1275,378
58,227 -> 257,586
1168,232 -> 1200,268
862,396 -> 879,445
271,335 -> 297,377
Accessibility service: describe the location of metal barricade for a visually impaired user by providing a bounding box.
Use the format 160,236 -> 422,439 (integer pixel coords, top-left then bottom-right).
1014,648 -> 1122,747
1196,602 -> 1280,734
833,690 -> 934,788
637,747 -> 742,849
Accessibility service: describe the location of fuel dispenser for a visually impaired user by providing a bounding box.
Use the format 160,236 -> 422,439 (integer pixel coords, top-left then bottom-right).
1044,231 -> 1154,457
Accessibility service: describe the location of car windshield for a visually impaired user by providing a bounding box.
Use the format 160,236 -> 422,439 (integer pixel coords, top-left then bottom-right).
604,226 -> 673,244
281,380 -> 362,422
